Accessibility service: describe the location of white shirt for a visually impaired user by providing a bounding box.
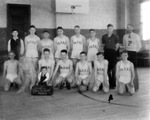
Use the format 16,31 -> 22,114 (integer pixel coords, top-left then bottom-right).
38,72 -> 49,82
123,32 -> 141,52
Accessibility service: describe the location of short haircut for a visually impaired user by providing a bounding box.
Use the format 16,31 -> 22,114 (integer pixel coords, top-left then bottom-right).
12,29 -> 17,33
61,49 -> 67,54
43,30 -> 49,34
96,52 -> 104,56
57,26 -> 63,30
120,50 -> 128,55
107,24 -> 113,28
41,66 -> 47,71
43,48 -> 50,53
80,51 -> 87,56
30,25 -> 36,29
89,29 -> 95,32
74,25 -> 80,28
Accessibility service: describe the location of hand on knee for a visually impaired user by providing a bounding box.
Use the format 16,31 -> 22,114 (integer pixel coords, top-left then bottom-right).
103,87 -> 109,93
93,86 -> 99,92
83,80 -> 88,86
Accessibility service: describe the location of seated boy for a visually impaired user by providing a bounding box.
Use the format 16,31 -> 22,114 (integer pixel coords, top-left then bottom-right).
93,52 -> 109,93
52,49 -> 73,89
75,52 -> 92,88
116,50 -> 135,95
37,66 -> 49,86
3,51 -> 21,91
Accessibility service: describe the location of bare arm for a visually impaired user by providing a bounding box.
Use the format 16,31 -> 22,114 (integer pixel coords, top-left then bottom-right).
3,62 -> 8,79
70,36 -> 73,52
87,62 -> 92,82
116,62 -> 120,86
54,39 -> 57,53
49,60 -> 55,80
52,61 -> 60,79
130,63 -> 135,84
20,39 -> 24,55
136,35 -> 141,52
66,37 -> 70,53
94,61 -> 97,82
7,40 -> 11,52
75,63 -> 79,79
66,61 -> 73,78
104,60 -> 108,82
38,60 -> 42,74
82,36 -> 86,51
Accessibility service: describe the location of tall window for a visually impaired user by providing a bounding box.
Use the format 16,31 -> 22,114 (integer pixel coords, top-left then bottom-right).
141,1 -> 150,41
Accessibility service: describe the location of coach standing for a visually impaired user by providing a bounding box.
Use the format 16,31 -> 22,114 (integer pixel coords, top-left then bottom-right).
102,24 -> 119,89
123,24 -> 141,91
123,24 -> 141,68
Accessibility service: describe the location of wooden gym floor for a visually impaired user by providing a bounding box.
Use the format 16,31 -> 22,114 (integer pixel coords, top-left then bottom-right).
0,68 -> 150,120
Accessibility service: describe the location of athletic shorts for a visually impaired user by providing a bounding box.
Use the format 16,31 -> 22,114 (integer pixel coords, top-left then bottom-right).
119,76 -> 131,84
59,73 -> 69,78
6,74 -> 18,82
96,75 -> 108,82
79,75 -> 89,80
26,50 -> 38,58
71,50 -> 82,59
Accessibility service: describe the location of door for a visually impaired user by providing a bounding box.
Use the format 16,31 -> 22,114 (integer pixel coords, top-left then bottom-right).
7,4 -> 31,40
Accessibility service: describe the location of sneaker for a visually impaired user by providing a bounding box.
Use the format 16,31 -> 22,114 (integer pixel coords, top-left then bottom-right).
59,82 -> 65,89
66,81 -> 71,90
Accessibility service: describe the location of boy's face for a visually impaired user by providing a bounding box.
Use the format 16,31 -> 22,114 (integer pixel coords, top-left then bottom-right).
12,31 -> 18,37
74,27 -> 80,34
9,52 -> 15,59
121,53 -> 128,60
42,68 -> 47,74
90,31 -> 96,37
57,29 -> 63,36
29,27 -> 36,35
61,52 -> 67,60
97,54 -> 104,61
44,51 -> 50,59
80,54 -> 87,61
43,32 -> 50,39
107,26 -> 113,33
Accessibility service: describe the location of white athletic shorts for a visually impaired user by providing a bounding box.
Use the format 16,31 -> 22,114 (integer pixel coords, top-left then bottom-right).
119,76 -> 131,84
79,75 -> 88,79
59,73 -> 68,78
6,74 -> 18,82
96,75 -> 108,82
26,50 -> 38,58
71,50 -> 82,59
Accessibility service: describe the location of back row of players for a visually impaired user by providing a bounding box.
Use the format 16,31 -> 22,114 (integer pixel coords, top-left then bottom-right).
4,24 -> 141,95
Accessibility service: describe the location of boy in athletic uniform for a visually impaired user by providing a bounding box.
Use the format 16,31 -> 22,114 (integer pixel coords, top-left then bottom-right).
70,25 -> 86,69
52,49 -> 73,90
40,30 -> 54,59
24,25 -> 40,69
116,51 -> 135,95
75,52 -> 92,87
54,27 -> 70,62
8,29 -> 24,60
93,52 -> 109,93
3,51 -> 21,91
87,29 -> 101,65
38,48 -> 55,85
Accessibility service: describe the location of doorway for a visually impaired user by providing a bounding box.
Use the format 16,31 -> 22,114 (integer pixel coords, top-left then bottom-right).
7,4 -> 31,40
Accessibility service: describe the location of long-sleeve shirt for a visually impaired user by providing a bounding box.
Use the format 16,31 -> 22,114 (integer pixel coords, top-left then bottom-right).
123,32 -> 141,52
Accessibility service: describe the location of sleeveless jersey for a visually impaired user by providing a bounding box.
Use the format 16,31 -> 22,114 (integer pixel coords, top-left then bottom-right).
78,62 -> 89,76
119,61 -> 131,77
72,35 -> 84,50
59,59 -> 72,74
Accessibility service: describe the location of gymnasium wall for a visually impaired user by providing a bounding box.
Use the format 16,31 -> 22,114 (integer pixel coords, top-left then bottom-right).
0,0 -> 142,50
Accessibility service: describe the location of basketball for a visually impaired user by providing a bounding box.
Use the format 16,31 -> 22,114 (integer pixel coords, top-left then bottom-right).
78,85 -> 87,92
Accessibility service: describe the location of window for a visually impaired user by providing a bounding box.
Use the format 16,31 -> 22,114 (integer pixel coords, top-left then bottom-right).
141,1 -> 150,41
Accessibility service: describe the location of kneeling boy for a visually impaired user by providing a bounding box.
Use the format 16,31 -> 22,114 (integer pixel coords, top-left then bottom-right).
93,52 -> 109,93
3,51 -> 21,91
116,51 -> 135,95
52,49 -> 73,89
75,52 -> 92,88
